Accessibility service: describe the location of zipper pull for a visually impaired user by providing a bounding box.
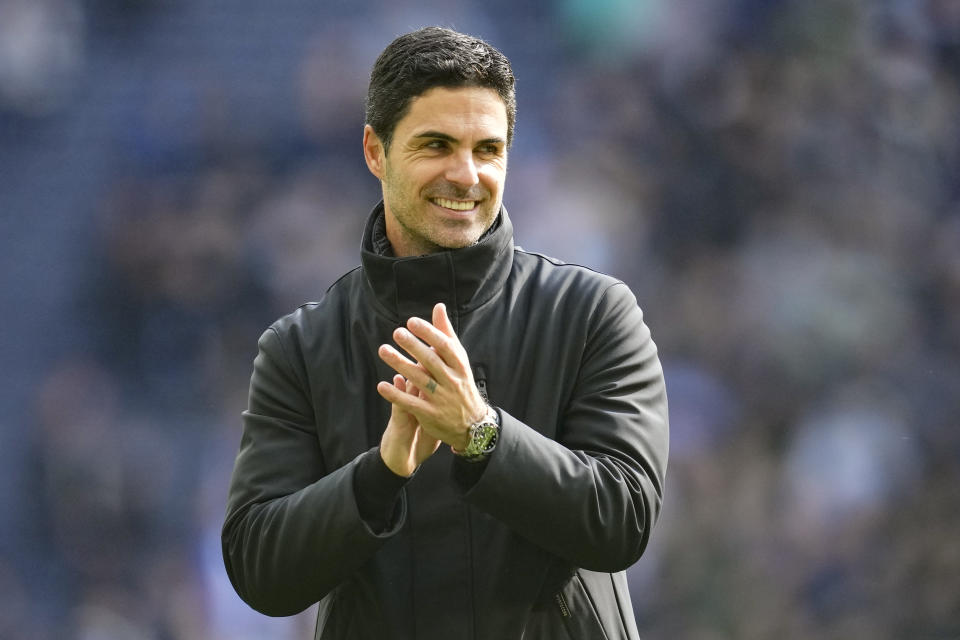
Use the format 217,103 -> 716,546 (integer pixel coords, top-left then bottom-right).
474,364 -> 489,403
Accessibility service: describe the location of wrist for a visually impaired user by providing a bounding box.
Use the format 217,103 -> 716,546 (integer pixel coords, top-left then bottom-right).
379,442 -> 417,477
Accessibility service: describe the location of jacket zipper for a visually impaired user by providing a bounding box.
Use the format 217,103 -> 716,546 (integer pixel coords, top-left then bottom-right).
555,592 -> 571,618
464,364 -> 490,637
475,365 -> 489,403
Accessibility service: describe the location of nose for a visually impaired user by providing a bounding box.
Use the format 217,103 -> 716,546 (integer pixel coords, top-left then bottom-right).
444,149 -> 479,188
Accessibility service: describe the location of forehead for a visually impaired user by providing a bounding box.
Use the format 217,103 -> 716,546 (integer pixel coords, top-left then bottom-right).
394,86 -> 508,141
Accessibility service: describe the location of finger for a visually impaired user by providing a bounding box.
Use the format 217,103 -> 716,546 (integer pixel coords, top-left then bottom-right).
377,379 -> 431,415
404,319 -> 464,372
379,343 -> 434,386
386,375 -> 420,432
389,375 -> 407,418
392,327 -> 455,383
433,302 -> 456,338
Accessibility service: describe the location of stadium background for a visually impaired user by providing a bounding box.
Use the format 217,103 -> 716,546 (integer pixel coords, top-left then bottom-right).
1,0 -> 958,638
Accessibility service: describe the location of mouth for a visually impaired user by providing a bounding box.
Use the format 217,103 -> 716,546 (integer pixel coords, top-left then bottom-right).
429,197 -> 479,212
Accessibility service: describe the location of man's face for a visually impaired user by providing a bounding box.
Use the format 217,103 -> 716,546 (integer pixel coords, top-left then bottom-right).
363,86 -> 508,257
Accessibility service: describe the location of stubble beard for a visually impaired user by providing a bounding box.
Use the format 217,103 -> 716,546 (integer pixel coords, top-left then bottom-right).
384,168 -> 497,255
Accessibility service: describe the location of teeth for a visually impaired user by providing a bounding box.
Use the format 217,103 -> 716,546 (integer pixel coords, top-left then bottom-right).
433,198 -> 477,211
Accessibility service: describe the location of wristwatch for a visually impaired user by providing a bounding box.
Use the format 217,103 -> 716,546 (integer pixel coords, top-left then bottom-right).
453,406 -> 500,462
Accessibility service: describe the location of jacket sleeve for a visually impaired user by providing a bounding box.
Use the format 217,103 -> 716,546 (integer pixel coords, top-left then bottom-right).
221,326 -> 403,617
458,282 -> 669,572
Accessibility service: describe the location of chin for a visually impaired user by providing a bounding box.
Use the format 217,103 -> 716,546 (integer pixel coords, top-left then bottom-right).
436,237 -> 477,250
432,226 -> 488,250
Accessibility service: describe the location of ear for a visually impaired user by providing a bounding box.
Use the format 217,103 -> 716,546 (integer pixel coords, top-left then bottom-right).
363,125 -> 386,179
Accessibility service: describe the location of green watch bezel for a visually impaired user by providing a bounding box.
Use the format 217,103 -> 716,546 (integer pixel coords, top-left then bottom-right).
457,408 -> 500,461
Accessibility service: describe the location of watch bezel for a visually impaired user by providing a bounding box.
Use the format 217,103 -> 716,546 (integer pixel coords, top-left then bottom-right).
457,407 -> 500,460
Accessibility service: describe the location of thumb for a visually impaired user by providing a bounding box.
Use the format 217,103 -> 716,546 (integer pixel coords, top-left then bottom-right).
389,375 -> 413,423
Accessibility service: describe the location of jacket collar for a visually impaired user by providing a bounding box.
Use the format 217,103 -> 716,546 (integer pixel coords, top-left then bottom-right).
360,201 -> 514,325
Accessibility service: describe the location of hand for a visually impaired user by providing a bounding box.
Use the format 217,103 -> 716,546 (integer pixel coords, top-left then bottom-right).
379,374 -> 441,477
376,303 -> 487,451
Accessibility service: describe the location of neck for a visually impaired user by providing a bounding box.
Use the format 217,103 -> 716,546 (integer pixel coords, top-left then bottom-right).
360,202 -> 515,322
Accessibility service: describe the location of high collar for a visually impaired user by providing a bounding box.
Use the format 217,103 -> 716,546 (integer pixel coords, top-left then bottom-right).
360,201 -> 514,326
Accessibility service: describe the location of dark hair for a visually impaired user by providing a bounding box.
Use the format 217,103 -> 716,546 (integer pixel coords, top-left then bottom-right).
365,27 -> 516,152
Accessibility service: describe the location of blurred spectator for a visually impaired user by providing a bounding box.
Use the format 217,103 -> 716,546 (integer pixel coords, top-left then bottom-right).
3,0 -> 959,637
0,0 -> 85,116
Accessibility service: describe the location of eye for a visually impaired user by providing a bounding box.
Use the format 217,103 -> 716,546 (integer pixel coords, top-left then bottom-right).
477,144 -> 502,156
425,140 -> 448,150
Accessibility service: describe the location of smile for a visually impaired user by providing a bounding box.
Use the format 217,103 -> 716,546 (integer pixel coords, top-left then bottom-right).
430,197 -> 478,211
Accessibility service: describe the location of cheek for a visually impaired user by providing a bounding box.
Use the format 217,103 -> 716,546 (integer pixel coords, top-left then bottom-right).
478,165 -> 506,192
410,162 -> 449,191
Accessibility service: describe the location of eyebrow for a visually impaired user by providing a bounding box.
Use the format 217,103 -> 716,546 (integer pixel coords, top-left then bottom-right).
412,131 -> 506,146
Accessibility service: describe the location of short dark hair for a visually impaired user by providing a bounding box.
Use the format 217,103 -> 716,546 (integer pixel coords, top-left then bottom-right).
365,27 -> 516,152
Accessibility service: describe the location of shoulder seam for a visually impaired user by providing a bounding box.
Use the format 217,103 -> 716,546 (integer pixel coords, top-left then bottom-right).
327,264 -> 363,293
281,265 -> 363,313
514,247 -> 624,284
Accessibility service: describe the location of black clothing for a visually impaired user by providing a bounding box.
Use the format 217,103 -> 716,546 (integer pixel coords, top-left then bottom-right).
222,203 -> 669,639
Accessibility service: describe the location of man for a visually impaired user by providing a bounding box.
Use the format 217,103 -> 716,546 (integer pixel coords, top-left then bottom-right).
222,26 -> 668,639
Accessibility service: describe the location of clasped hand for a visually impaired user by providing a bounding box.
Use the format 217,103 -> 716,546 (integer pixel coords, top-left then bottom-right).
376,302 -> 487,477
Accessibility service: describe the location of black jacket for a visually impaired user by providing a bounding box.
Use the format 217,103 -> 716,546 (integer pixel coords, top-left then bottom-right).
222,204 -> 669,639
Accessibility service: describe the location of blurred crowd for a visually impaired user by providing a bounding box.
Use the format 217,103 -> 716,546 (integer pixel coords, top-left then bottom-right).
1,0 -> 958,638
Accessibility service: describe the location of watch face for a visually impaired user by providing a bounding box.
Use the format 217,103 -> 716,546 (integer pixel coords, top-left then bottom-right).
460,409 -> 499,459
471,423 -> 498,455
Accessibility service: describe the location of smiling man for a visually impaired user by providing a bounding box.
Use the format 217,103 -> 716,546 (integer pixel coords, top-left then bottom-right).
367,85 -> 508,257
222,27 -> 669,640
